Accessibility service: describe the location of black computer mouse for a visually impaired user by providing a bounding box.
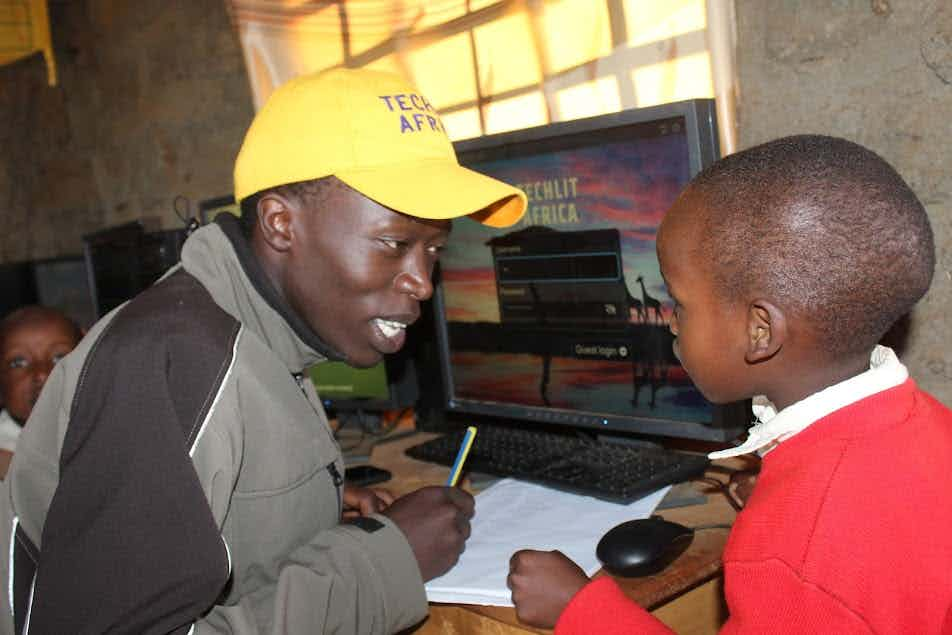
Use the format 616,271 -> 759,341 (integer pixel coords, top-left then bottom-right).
596,516 -> 694,577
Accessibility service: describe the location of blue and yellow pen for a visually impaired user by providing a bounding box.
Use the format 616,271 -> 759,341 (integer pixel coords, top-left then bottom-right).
446,426 -> 477,487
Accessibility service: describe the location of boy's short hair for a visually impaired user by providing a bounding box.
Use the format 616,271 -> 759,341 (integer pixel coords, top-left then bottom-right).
684,134 -> 934,358
0,306 -> 82,351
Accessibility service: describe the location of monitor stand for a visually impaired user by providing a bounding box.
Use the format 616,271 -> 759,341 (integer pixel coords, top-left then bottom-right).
337,409 -> 384,434
336,410 -> 383,465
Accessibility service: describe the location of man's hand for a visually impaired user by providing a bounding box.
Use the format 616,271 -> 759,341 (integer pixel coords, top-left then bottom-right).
342,484 -> 394,519
507,549 -> 590,628
382,486 -> 475,581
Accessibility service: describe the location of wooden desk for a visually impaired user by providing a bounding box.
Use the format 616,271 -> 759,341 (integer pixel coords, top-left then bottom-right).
367,431 -> 735,635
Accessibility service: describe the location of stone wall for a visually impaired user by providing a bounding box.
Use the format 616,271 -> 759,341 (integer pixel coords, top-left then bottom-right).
734,0 -> 952,403
0,0 -> 253,264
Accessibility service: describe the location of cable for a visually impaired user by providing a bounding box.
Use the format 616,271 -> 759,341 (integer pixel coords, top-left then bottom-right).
334,411 -> 368,453
693,475 -> 745,512
173,195 -> 200,236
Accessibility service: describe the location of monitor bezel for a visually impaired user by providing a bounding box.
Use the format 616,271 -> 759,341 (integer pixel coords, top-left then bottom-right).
433,99 -> 747,443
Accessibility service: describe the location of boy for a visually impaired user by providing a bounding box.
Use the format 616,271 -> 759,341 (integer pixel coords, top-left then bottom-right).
0,306 -> 82,478
507,135 -> 952,634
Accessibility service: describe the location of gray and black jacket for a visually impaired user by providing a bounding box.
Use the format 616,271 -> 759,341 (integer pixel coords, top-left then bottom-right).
0,215 -> 428,634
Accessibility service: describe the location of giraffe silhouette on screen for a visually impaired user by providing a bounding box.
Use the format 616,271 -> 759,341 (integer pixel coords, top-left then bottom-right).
635,275 -> 664,324
625,287 -> 646,323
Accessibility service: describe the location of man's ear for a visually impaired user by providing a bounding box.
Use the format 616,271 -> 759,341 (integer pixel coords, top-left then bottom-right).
256,193 -> 294,253
746,299 -> 786,363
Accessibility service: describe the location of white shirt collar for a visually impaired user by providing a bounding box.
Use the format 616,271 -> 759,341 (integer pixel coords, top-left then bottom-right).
708,346 -> 908,460
0,409 -> 18,429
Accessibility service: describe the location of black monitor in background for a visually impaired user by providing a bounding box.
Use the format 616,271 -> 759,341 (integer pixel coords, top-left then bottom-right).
432,99 -> 749,445
83,222 -> 188,319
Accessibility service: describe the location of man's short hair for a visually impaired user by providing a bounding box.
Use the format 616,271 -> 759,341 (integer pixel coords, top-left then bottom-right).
238,176 -> 348,238
685,134 -> 934,358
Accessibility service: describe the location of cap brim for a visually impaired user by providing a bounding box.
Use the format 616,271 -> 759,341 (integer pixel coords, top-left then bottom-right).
336,160 -> 527,228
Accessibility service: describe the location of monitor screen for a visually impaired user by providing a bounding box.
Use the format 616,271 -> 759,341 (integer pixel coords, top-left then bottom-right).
434,100 -> 747,442
310,347 -> 419,415
311,362 -> 390,407
83,222 -> 188,319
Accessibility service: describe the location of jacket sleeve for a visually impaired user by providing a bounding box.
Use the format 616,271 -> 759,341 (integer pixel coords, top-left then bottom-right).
22,319 -> 233,634
29,367 -> 426,635
193,515 -> 427,634
27,370 -> 426,635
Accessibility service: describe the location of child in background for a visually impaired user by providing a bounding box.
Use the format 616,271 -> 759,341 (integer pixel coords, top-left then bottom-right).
0,306 -> 82,478
507,135 -> 952,634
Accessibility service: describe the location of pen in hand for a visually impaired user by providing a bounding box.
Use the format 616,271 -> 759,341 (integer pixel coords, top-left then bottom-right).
446,426 -> 477,487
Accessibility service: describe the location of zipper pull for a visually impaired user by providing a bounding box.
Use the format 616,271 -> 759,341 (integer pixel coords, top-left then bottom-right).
327,462 -> 344,487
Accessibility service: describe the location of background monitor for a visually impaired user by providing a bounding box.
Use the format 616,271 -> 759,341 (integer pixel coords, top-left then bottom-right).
83,221 -> 187,319
310,346 -> 420,430
432,99 -> 748,443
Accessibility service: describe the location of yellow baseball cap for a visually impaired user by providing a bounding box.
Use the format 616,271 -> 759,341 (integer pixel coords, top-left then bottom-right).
234,67 -> 527,228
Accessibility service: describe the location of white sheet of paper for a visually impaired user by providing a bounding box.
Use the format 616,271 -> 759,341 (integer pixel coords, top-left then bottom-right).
425,478 -> 671,606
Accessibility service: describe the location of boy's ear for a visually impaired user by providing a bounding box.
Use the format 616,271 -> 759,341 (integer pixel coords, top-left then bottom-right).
256,193 -> 294,253
746,299 -> 786,363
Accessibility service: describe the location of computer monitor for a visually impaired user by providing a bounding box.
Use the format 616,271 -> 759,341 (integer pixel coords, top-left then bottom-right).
311,352 -> 419,414
310,342 -> 420,429
83,221 -> 187,319
433,99 -> 748,443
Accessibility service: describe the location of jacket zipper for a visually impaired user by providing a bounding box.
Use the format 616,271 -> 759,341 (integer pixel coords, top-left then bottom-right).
293,371 -> 343,512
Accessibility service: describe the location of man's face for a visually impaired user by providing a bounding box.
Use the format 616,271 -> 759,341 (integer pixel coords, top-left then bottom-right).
656,203 -> 749,404
0,316 -> 80,423
282,185 -> 451,368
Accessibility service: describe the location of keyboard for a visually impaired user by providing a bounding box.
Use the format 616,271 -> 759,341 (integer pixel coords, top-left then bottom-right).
405,424 -> 710,504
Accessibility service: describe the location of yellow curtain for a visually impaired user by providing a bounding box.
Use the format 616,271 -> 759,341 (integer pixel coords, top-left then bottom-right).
0,0 -> 57,85
225,0 -> 723,143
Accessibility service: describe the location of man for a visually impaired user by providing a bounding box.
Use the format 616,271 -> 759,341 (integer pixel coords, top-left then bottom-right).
0,68 -> 526,634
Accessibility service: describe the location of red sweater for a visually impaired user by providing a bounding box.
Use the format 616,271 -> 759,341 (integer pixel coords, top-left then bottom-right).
556,379 -> 952,634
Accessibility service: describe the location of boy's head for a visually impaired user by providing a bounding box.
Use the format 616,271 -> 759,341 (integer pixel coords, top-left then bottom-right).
657,134 -> 934,407
0,306 -> 82,424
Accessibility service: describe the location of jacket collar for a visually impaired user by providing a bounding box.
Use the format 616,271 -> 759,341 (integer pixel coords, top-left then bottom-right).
179,214 -> 340,372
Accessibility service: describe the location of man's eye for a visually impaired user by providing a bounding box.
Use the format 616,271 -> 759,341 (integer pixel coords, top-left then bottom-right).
380,238 -> 406,250
7,357 -> 27,370
52,353 -> 67,364
426,244 -> 446,256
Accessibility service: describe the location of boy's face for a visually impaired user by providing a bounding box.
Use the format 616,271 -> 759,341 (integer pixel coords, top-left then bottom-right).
0,316 -> 80,423
657,201 -> 751,404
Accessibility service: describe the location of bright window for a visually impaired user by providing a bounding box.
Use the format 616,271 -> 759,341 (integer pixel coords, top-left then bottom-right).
227,0 -> 720,140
